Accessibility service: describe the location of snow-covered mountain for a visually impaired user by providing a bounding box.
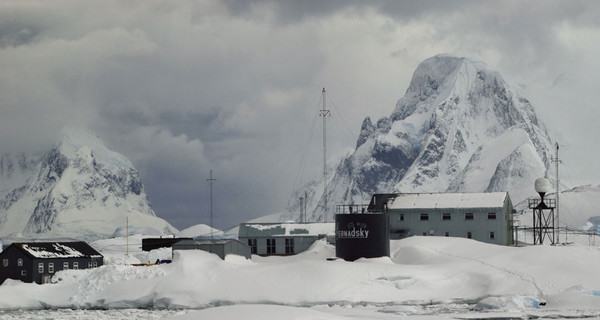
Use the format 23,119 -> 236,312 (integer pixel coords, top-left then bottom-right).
0,128 -> 177,240
287,55 -> 554,222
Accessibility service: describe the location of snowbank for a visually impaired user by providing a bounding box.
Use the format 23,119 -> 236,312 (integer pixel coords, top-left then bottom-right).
1,236 -> 600,318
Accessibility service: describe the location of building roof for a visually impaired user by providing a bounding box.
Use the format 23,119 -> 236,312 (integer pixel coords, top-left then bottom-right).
387,192 -> 509,210
368,193 -> 397,212
238,222 -> 335,238
7,241 -> 102,259
175,239 -> 244,246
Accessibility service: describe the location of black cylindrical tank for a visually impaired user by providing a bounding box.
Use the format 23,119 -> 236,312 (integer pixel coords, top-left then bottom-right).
335,213 -> 390,261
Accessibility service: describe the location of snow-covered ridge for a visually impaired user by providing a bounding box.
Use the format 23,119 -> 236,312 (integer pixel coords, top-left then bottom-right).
59,127 -> 134,171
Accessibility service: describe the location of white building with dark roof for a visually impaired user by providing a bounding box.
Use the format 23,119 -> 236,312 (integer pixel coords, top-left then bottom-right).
0,241 -> 103,284
384,192 -> 514,245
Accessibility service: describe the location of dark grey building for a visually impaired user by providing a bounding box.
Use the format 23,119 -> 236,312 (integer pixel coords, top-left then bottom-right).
0,242 -> 104,284
238,222 -> 334,256
384,192 -> 514,245
142,237 -> 192,251
172,239 -> 251,259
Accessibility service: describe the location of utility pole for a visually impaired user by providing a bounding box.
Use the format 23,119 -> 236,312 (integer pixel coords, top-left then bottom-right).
552,142 -> 561,244
126,216 -> 129,256
207,170 -> 217,239
299,196 -> 304,223
304,191 -> 307,223
319,88 -> 330,222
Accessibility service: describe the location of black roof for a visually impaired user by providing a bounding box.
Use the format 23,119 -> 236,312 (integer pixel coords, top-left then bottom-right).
6,241 -> 102,259
367,193 -> 397,212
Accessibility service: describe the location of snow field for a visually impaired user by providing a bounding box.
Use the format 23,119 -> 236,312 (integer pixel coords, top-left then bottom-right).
2,235 -> 600,319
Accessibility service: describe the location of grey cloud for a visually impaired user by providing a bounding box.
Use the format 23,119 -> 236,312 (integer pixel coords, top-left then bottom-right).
1,0 -> 599,229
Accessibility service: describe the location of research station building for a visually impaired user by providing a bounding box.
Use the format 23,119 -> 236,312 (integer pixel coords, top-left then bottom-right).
384,192 -> 514,245
172,239 -> 251,260
238,222 -> 334,256
0,241 -> 104,284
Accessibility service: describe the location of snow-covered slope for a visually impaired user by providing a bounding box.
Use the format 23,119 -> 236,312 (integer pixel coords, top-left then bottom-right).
176,224 -> 224,238
287,55 -> 553,221
3,236 -> 600,319
0,128 -> 177,240
0,153 -> 38,197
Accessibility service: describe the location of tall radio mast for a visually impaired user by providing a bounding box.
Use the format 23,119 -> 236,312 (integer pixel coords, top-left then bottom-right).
552,142 -> 561,243
319,88 -> 330,222
207,169 -> 216,239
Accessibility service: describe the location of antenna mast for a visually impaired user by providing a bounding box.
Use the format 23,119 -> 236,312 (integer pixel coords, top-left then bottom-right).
319,88 -> 330,222
552,142 -> 561,243
304,191 -> 307,223
207,169 -> 217,239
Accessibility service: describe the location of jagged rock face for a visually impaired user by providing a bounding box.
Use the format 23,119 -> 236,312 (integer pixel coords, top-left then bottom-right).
0,130 -> 177,240
286,55 -> 553,221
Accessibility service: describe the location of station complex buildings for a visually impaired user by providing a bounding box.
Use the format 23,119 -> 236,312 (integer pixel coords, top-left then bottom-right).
0,192 -> 512,285
240,191 -> 514,256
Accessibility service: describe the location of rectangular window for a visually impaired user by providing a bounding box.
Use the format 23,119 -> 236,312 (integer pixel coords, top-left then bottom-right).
442,213 -> 451,220
488,212 -> 497,220
465,212 -> 474,220
93,261 -> 97,268
248,239 -> 257,254
21,270 -> 26,276
285,238 -> 295,254
422,232 -> 427,236
2,259 -> 7,267
48,263 -> 54,273
63,262 -> 69,270
73,262 -> 79,270
266,239 -> 276,254
467,232 -> 472,239
400,214 -> 404,221
17,258 -> 23,266
88,262 -> 93,268
444,232 -> 449,237
420,213 -> 429,221
38,263 -> 44,274
490,232 -> 495,239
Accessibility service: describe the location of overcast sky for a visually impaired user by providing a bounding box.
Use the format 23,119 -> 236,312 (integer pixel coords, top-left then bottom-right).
1,0 -> 599,230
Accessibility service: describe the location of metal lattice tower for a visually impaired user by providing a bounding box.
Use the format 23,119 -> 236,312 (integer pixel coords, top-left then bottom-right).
206,170 -> 217,239
552,142 -> 561,243
319,88 -> 330,222
530,178 -> 556,245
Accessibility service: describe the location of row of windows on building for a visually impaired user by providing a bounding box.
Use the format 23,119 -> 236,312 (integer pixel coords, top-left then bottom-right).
420,231 -> 496,239
2,258 -> 98,276
401,212 -> 498,221
247,238 -> 296,255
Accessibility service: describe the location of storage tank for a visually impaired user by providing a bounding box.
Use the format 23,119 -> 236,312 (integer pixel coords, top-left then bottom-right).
335,213 -> 390,261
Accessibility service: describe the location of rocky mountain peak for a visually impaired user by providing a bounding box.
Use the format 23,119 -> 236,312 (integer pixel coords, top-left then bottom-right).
285,55 -> 553,222
0,128 -> 177,240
